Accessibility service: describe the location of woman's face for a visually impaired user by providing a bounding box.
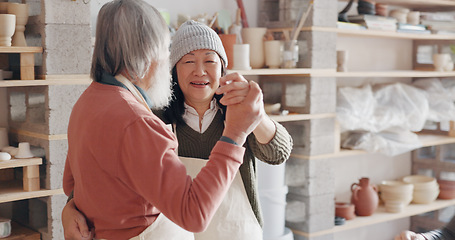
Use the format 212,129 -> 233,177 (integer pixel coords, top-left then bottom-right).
176,49 -> 222,107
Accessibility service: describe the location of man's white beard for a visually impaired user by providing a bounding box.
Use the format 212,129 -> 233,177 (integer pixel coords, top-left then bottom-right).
146,60 -> 173,109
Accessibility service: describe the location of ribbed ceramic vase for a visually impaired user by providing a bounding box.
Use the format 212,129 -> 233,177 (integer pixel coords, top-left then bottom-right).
350,177 -> 379,216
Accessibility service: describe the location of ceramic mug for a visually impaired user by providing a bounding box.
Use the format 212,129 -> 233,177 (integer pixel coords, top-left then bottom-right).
232,43 -> 251,70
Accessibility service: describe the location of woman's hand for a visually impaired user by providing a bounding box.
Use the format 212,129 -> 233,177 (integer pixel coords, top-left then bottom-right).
394,231 -> 426,240
217,72 -> 276,144
216,72 -> 250,106
62,199 -> 93,240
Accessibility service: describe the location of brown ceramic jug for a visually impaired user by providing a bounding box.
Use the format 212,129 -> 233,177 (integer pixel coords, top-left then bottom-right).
350,177 -> 379,216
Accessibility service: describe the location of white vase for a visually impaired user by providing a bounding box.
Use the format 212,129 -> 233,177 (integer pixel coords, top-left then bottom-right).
7,3 -> 28,46
241,27 -> 267,69
0,14 -> 16,46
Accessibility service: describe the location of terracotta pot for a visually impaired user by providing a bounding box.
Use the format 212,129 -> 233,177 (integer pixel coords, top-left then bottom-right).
351,177 -> 379,216
219,34 -> 236,70
335,202 -> 355,220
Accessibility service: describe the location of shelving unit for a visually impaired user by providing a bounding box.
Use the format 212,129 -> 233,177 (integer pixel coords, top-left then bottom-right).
0,47 -> 42,81
292,199 -> 455,238
0,158 -> 63,203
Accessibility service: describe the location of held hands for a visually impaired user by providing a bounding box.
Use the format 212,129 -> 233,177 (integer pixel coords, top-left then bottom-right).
62,199 -> 93,240
217,74 -> 264,146
394,231 -> 426,240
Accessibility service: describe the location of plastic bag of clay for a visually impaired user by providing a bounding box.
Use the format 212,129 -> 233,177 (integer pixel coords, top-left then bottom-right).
337,84 -> 376,132
413,78 -> 455,122
337,83 -> 429,133
341,129 -> 422,156
372,83 -> 428,132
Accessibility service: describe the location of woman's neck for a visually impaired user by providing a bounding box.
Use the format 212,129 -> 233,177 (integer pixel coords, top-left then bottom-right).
185,100 -> 211,127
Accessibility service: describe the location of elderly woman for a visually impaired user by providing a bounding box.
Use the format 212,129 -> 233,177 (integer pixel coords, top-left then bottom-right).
62,1 -> 265,240
62,19 -> 292,240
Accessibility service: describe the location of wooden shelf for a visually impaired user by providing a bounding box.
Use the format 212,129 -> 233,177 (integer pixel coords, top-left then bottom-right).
269,113 -> 336,122
227,68 -> 336,76
339,0 -> 455,11
270,26 -> 455,40
292,133 -> 455,160
292,199 -> 455,238
0,78 -> 91,87
0,47 -> 42,54
0,180 -> 63,203
0,158 -> 42,170
4,221 -> 40,240
229,68 -> 455,78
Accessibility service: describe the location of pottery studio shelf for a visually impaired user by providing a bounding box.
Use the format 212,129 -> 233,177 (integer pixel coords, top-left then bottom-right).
229,68 -> 455,78
291,199 -> 455,238
0,75 -> 91,87
0,47 -> 43,81
3,221 -> 40,240
338,0 -> 455,11
0,158 -> 64,203
291,134 -> 455,160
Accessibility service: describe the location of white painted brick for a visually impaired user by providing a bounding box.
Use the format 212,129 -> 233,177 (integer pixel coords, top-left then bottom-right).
286,157 -> 335,195
46,194 -> 68,220
42,0 -> 90,25
48,140 -> 68,165
294,233 -> 334,240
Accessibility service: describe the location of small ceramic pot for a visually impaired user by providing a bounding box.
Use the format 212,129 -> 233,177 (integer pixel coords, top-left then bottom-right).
241,27 -> 267,69
219,34 -> 237,70
15,142 -> 34,159
337,50 -> 348,72
232,44 -> 251,70
0,14 -> 15,46
264,40 -> 283,69
335,202 -> 356,220
0,218 -> 11,238
407,11 -> 420,25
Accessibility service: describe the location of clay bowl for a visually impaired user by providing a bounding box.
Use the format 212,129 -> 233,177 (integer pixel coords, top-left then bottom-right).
439,187 -> 455,200
403,175 -> 438,190
380,180 -> 414,193
384,200 -> 405,213
413,186 -> 440,204
438,179 -> 455,189
335,202 -> 356,220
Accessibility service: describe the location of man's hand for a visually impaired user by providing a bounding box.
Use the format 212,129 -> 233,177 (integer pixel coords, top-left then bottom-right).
62,199 -> 93,240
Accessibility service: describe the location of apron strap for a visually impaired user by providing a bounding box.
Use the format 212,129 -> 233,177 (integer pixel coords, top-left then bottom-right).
115,74 -> 152,113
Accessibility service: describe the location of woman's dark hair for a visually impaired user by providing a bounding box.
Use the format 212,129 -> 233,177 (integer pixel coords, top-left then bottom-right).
162,59 -> 227,125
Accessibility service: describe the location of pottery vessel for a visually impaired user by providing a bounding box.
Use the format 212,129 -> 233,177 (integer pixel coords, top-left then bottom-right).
264,40 -> 282,69
0,14 -> 15,46
241,27 -> 266,69
15,142 -> 34,159
219,34 -> 237,70
232,44 -> 251,70
7,3 -> 28,46
335,202 -> 356,220
433,54 -> 451,72
351,177 -> 379,216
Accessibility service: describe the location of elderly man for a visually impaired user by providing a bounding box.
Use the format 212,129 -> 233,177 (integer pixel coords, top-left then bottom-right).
62,0 -> 264,239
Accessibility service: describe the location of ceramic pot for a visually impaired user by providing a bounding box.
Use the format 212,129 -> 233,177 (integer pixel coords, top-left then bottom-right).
351,177 -> 379,216
232,43 -> 251,70
264,40 -> 282,69
241,27 -> 266,69
0,14 -> 15,46
219,34 -> 237,70
433,54 -> 451,72
335,202 -> 356,220
7,3 -> 28,46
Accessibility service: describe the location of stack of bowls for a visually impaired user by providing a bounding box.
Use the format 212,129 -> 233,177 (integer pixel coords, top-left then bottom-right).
437,179 -> 455,199
403,175 -> 439,204
379,180 -> 413,212
357,0 -> 376,15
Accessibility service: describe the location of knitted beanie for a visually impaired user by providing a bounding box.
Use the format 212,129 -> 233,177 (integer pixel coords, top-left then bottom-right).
170,20 -> 228,69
